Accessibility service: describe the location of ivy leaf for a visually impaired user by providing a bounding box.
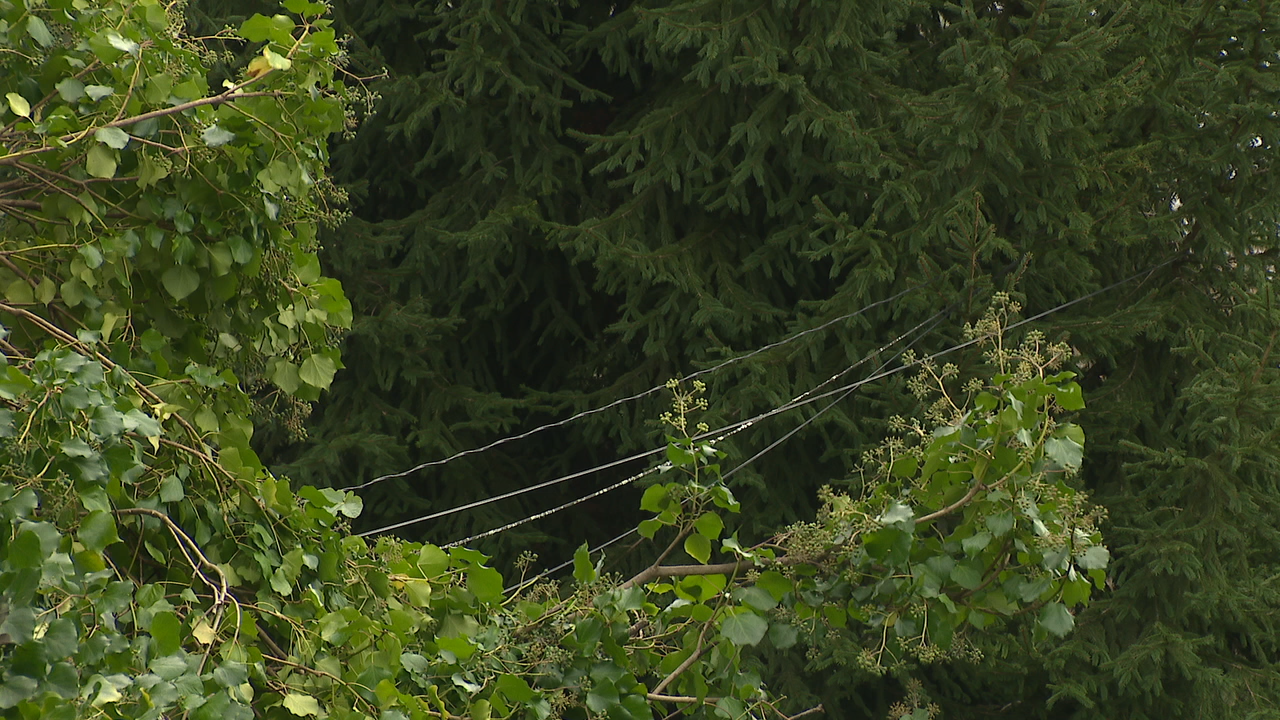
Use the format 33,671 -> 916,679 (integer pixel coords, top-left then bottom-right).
721,611 -> 768,646
95,127 -> 131,149
1045,435 -> 1083,470
86,145 -> 117,178
282,693 -> 321,717
161,266 -> 200,300
299,354 -> 336,389
1039,602 -> 1075,637
467,566 -> 504,605
573,542 -> 597,584
1076,545 -> 1110,570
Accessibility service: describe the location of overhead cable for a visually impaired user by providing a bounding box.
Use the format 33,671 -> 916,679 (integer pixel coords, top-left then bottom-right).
501,258 -> 1176,589
358,309 -> 946,539
350,284 -> 927,490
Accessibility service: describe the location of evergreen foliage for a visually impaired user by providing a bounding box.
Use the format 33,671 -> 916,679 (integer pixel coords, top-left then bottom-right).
263,0 -> 1280,718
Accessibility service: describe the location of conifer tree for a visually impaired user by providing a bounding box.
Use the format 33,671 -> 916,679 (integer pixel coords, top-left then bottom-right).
253,1 -> 1280,717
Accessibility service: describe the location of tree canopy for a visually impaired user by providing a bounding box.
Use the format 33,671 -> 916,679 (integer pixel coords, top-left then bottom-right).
251,0 -> 1280,717
0,2 -> 1123,720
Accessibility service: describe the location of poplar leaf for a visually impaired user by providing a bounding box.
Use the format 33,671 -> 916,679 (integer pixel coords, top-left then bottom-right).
282,693 -> 321,716
86,145 -> 117,178
6,93 -> 30,118
95,127 -> 130,149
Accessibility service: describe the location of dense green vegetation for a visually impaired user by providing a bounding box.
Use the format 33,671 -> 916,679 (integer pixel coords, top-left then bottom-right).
3,1 -> 1279,719
0,2 -> 1119,719
245,1 -> 1280,718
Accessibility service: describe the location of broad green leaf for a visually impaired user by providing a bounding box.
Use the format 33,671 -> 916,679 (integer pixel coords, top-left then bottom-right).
1045,435 -> 1083,470
26,17 -> 53,47
203,125 -> 237,147
879,502 -> 914,526
495,674 -> 536,703
282,692 -> 321,716
417,545 -> 449,577
1039,602 -> 1075,637
150,611 -> 182,656
161,266 -> 200,300
694,512 -> 724,540
639,484 -> 670,512
84,84 -> 114,101
572,542 -> 597,584
684,532 -> 711,563
467,566 -> 504,605
78,511 -> 120,552
6,93 -> 30,118
0,676 -> 38,709
1076,545 -> 1110,570
4,279 -> 33,305
721,610 -> 768,646
299,354 -> 336,389
755,570 -> 793,601
95,127 -> 130,149
86,145 -> 117,178
55,78 -> 85,102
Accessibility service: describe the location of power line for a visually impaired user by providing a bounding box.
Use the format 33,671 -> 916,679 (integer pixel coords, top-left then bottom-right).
358,309 -> 946,539
350,284 -> 928,491
451,312 -> 947,550
501,258 -> 1177,590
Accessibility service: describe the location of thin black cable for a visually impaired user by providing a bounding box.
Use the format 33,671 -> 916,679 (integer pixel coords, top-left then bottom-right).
358,310 -> 947,539
501,258 -> 1176,590
351,284 -> 927,490
454,314 -> 946,549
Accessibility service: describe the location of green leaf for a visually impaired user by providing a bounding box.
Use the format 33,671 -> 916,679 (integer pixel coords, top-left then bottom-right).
1054,381 -> 1085,410
84,84 -> 114,101
417,545 -> 449,577
299,354 -> 336,389
684,532 -> 711,563
55,78 -> 85,102
282,692 -> 321,716
1045,435 -> 1084,470
150,611 -> 182,656
0,676 -> 39,709
95,127 -> 130,149
86,145 -> 117,178
26,16 -> 54,47
1076,545 -> 1110,570
495,674 -> 536,703
756,570 -> 793,601
572,542 -> 597,584
721,610 -> 768,646
1039,602 -> 1075,637
6,93 -> 30,118
879,502 -> 914,526
639,484 -> 669,512
694,512 -> 724,540
467,566 -> 504,605
161,266 -> 200,300
203,125 -> 237,148
4,279 -> 34,305
78,511 -> 120,552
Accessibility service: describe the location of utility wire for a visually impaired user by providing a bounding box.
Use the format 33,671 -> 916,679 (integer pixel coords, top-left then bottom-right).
502,258 -> 1176,591
351,284 -> 927,490
359,309 -> 946,539
498,316 -> 943,590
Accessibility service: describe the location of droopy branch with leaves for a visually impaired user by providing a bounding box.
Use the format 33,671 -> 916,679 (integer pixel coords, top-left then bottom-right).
0,2 -> 1107,720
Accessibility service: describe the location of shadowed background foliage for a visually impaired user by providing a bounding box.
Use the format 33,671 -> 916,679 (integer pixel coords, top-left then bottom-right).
194,1 -> 1280,717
